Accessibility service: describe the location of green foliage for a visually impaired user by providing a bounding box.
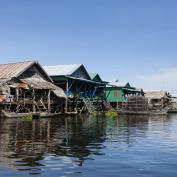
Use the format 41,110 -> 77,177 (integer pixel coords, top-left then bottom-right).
22,114 -> 33,121
105,111 -> 118,118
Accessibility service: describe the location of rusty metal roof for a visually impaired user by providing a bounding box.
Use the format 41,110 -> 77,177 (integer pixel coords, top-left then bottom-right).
0,61 -> 36,79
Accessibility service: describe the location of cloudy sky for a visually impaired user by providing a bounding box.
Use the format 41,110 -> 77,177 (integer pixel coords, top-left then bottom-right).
0,0 -> 177,94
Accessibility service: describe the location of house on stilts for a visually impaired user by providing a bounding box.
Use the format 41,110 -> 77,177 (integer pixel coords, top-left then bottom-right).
145,91 -> 172,111
105,82 -> 147,112
0,61 -> 66,118
44,64 -> 108,113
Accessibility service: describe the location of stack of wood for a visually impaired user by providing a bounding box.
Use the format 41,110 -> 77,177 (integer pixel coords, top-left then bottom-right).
125,96 -> 148,111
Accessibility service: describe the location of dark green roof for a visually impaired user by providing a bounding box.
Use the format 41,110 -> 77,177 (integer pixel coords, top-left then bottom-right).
89,73 -> 109,84
89,73 -> 102,81
89,73 -> 99,80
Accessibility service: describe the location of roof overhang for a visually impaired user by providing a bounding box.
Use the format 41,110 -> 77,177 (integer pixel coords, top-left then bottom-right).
122,88 -> 141,93
53,75 -> 107,85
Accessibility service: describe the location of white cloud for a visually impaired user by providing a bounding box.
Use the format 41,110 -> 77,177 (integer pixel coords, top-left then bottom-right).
133,68 -> 177,95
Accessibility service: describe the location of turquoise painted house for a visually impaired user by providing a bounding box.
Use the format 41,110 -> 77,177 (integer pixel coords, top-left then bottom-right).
105,82 -> 143,106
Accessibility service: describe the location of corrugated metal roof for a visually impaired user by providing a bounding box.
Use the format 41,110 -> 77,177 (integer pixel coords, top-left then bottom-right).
0,61 -> 35,79
108,81 -> 128,87
43,64 -> 82,76
64,76 -> 106,85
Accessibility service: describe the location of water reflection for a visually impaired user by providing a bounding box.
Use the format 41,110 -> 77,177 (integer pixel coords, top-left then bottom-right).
0,115 -> 107,175
0,114 -> 177,176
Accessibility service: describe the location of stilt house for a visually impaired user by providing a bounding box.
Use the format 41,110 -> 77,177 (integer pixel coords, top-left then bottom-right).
44,64 -> 108,113
105,82 -> 144,109
145,91 -> 172,110
0,61 -> 66,117
44,64 -> 107,99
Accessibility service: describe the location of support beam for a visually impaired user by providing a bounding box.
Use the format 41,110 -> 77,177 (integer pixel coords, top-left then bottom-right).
77,81 -> 84,97
16,87 -> 19,113
32,89 -> 36,112
92,85 -> 98,98
84,83 -> 87,98
68,79 -> 75,94
16,87 -> 19,102
106,89 -> 112,100
65,81 -> 68,113
48,90 -> 51,113
87,83 -> 91,98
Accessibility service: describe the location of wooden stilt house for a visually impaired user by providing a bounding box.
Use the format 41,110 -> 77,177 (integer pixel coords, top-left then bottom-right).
145,91 -> 172,110
105,82 -> 145,110
0,61 -> 66,118
44,64 -> 108,113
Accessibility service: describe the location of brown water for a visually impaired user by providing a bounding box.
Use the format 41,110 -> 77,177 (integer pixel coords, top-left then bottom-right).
0,114 -> 177,177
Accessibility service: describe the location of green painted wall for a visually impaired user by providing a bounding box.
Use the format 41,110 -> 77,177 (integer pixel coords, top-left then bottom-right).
105,87 -> 125,103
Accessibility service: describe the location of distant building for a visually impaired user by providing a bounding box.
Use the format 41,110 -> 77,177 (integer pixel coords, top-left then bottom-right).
145,91 -> 172,110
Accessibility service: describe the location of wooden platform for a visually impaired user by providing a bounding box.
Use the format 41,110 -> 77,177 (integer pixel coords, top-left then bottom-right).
167,109 -> 177,114
0,110 -> 77,118
117,110 -> 167,115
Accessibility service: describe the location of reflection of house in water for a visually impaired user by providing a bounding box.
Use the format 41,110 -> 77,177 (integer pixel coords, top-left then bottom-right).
0,114 -> 156,175
104,115 -> 149,147
70,115 -> 107,146
0,116 -> 107,170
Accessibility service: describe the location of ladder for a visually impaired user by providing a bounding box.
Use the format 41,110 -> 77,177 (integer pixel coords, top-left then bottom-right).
82,98 -> 96,113
35,100 -> 47,112
102,100 -> 115,111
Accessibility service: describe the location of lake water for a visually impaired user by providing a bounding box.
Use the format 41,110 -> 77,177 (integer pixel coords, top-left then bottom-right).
0,114 -> 177,177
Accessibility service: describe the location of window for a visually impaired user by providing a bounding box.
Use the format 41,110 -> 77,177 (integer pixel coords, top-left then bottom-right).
114,91 -> 118,97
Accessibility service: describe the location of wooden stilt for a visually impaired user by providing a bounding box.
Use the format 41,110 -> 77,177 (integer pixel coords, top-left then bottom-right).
16,87 -> 19,113
16,87 -> 19,102
48,90 -> 51,113
65,81 -> 68,113
32,89 -> 36,112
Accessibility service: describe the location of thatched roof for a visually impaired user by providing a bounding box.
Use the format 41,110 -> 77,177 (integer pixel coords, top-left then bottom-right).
21,78 -> 66,98
0,61 -> 66,98
145,91 -> 169,99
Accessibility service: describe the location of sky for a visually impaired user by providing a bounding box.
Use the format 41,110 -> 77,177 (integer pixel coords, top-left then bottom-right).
0,0 -> 177,94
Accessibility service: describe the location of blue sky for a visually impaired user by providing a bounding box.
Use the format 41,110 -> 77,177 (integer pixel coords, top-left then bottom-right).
0,0 -> 177,93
